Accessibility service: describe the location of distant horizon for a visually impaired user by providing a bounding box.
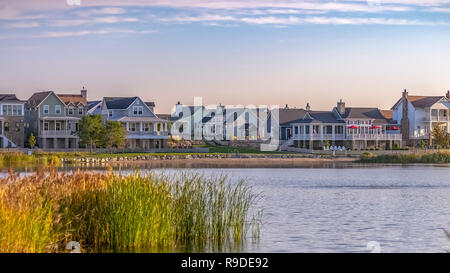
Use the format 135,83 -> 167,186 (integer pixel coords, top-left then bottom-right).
1,1 -> 450,113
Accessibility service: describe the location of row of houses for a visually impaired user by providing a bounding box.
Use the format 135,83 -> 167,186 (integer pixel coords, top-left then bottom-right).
279,90 -> 450,150
0,88 -> 169,149
0,88 -> 448,150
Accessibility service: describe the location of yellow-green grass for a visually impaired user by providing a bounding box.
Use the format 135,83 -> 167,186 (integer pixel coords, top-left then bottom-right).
359,151 -> 450,164
0,169 -> 261,253
0,152 -> 60,167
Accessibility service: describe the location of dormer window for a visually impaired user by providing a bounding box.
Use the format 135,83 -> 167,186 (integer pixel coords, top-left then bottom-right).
78,106 -> 83,115
133,106 -> 143,115
68,107 -> 74,115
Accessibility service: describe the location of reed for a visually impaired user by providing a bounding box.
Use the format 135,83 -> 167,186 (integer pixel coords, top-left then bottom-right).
0,152 -> 60,166
359,151 -> 450,164
0,169 -> 261,253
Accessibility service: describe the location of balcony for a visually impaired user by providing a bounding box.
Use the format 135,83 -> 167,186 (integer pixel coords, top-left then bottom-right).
40,130 -> 78,138
126,130 -> 169,139
291,133 -> 401,141
430,116 -> 449,122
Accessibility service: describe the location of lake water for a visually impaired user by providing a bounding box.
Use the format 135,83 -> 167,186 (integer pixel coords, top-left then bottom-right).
151,165 -> 450,253
3,164 -> 450,252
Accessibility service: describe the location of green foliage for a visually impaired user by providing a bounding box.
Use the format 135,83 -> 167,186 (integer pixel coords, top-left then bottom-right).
103,121 -> 126,149
78,114 -> 104,151
359,152 -> 450,164
28,133 -> 36,148
420,140 -> 426,149
431,123 -> 450,149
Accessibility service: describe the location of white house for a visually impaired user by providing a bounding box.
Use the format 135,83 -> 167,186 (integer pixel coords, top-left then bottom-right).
391,90 -> 450,146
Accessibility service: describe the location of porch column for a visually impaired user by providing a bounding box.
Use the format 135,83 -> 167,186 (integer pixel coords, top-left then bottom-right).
164,122 -> 168,131
75,138 -> 79,148
140,121 -> 143,132
126,122 -> 129,131
331,124 -> 336,146
53,138 -> 57,149
309,125 -> 313,150
153,123 -> 157,132
65,138 -> 69,149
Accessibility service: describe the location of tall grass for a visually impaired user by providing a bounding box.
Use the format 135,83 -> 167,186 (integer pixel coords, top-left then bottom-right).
0,152 -> 60,167
359,151 -> 450,164
0,169 -> 261,253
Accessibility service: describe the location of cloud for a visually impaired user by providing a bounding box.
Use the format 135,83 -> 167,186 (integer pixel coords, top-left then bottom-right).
51,16 -> 139,27
37,28 -> 156,38
6,21 -> 40,28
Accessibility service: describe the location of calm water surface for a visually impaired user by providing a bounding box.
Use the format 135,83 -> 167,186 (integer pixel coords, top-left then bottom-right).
153,165 -> 450,253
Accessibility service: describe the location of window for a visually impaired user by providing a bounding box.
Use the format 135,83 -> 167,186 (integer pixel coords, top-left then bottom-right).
108,110 -> 113,117
294,126 -> 298,134
55,105 -> 61,115
335,126 -> 343,134
15,122 -> 20,132
78,106 -> 83,115
68,107 -> 74,115
143,123 -> 151,132
43,105 -> 49,114
4,122 -> 9,132
133,106 -> 143,115
129,122 -> 138,132
55,122 -> 61,131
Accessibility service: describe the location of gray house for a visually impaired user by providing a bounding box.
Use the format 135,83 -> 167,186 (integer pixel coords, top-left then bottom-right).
25,89 -> 87,149
100,96 -> 169,149
0,94 -> 25,148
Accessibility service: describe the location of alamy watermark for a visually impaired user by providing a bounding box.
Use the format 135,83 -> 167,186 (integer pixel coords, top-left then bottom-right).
169,97 -> 280,151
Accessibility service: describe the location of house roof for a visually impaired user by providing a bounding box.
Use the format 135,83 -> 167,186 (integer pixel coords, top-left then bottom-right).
279,108 -> 307,125
58,94 -> 87,107
26,91 -> 53,108
104,97 -> 138,109
0,94 -> 24,103
87,100 -> 102,111
339,107 -> 392,125
380,110 -> 393,120
391,95 -> 447,109
408,96 -> 444,108
292,111 -> 343,124
145,101 -> 155,107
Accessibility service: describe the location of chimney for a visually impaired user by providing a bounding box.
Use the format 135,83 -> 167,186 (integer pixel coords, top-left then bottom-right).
285,104 -> 289,109
337,99 -> 345,115
306,103 -> 311,112
81,86 -> 87,99
446,90 -> 450,99
401,89 -> 410,146
402,89 -> 408,100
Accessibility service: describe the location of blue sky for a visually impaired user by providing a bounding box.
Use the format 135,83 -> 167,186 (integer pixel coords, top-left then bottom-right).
1,0 -> 450,113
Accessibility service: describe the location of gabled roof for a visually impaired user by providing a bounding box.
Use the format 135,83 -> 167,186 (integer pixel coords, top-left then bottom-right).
391,95 -> 447,109
292,111 -> 343,124
380,110 -> 393,120
58,94 -> 87,107
25,91 -> 53,108
339,107 -> 391,124
0,94 -> 24,103
104,97 -> 138,109
279,108 -> 307,125
145,101 -> 155,107
409,96 -> 445,108
87,100 -> 102,111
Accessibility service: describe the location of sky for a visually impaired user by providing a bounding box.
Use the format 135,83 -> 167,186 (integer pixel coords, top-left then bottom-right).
1,0 -> 450,114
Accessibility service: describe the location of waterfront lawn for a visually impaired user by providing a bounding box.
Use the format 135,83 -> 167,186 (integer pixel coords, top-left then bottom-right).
194,144 -> 290,155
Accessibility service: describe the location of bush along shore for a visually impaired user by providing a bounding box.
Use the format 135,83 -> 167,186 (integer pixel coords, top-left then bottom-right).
0,169 -> 261,253
359,151 -> 450,164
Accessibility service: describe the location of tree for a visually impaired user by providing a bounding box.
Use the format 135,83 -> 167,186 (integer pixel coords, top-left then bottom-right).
431,123 -> 450,149
78,114 -> 104,153
103,121 -> 126,151
28,133 -> 36,148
